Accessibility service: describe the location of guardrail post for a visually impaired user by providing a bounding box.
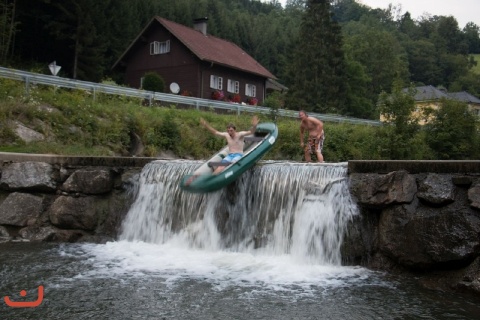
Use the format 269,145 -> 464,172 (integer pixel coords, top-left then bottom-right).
92,87 -> 96,102
237,105 -> 240,116
149,93 -> 153,106
24,76 -> 30,97
196,101 -> 199,110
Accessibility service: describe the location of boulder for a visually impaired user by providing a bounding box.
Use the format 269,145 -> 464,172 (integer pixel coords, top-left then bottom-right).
468,184 -> 480,210
0,162 -> 56,192
0,192 -> 43,226
349,171 -> 417,208
19,225 -> 85,242
13,120 -> 45,143
61,169 -> 113,194
417,173 -> 455,206
378,200 -> 480,270
49,196 -> 98,230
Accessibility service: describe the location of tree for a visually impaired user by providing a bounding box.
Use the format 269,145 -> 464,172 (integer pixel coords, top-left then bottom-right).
0,0 -> 18,65
343,21 -> 410,101
285,0 -> 347,114
463,22 -> 480,53
377,83 -> 419,159
424,99 -> 480,159
405,39 -> 442,85
42,0 -> 107,81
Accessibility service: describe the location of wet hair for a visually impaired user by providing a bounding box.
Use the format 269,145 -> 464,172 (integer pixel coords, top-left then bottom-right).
227,123 -> 236,130
299,110 -> 307,116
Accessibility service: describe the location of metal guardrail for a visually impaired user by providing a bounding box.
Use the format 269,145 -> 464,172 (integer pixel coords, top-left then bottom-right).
0,66 -> 382,126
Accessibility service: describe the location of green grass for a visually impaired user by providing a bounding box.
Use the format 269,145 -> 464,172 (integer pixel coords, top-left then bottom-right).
472,54 -> 480,74
4,77 -> 477,161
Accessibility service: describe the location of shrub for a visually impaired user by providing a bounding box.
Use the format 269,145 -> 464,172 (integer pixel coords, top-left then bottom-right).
142,72 -> 165,92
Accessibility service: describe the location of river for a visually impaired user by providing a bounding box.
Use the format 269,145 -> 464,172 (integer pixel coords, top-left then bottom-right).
1,161 -> 479,319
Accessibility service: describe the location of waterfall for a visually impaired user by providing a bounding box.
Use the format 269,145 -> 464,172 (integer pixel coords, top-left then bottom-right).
120,160 -> 358,265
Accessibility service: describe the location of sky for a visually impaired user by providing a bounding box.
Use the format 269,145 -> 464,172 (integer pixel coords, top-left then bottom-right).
274,0 -> 479,28
357,0 -> 479,27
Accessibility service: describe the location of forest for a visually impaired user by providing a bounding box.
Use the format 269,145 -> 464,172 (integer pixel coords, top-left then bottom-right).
1,0 -> 480,120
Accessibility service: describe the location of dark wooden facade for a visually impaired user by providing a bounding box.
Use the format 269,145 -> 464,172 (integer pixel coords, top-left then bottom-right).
114,18 -> 271,105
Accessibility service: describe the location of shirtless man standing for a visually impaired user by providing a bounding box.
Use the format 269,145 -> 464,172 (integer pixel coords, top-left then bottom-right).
299,110 -> 324,162
200,115 -> 259,174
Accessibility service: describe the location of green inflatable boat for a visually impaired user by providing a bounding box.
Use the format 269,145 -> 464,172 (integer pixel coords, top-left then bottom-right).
180,122 -> 278,193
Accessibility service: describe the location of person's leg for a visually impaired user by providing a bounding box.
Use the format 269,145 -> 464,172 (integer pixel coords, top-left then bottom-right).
214,153 -> 242,174
185,174 -> 198,186
305,139 -> 312,162
315,135 -> 324,162
213,153 -> 233,174
213,165 -> 225,174
304,148 -> 311,162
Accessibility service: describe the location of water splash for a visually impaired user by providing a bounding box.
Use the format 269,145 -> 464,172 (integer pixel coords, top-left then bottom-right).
120,160 -> 358,265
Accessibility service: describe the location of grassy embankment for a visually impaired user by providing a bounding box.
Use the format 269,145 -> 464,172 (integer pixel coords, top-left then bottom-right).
0,78 -> 399,162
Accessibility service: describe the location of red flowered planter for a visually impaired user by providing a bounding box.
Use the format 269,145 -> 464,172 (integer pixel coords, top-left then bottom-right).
211,90 -> 225,100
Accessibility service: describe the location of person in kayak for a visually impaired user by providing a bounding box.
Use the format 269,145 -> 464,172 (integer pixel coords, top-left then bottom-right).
184,115 -> 259,186
200,115 -> 259,174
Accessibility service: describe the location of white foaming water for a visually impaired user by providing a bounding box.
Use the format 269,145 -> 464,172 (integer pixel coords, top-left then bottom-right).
78,160 -> 371,291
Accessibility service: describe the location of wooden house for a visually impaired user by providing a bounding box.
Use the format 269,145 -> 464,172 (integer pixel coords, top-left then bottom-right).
112,17 -> 277,105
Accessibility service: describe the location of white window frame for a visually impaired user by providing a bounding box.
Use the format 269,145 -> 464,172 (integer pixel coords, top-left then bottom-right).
245,84 -> 256,97
227,79 -> 239,94
150,40 -> 170,55
210,75 -> 223,90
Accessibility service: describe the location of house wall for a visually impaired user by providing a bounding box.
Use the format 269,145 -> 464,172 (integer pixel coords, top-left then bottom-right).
121,23 -> 266,104
199,63 -> 265,104
467,103 -> 480,116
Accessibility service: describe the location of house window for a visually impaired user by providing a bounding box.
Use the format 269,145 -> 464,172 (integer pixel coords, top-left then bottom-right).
150,40 -> 170,55
210,75 -> 223,90
245,84 -> 256,97
227,79 -> 239,93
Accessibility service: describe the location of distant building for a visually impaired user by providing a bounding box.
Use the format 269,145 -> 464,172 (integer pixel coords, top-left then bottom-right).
447,91 -> 480,116
112,16 -> 279,105
380,85 -> 480,124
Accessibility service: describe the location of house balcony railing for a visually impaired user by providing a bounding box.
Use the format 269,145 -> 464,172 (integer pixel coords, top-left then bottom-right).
0,66 -> 382,126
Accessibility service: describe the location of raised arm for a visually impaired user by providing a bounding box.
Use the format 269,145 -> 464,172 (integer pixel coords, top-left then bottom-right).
249,115 -> 259,134
239,115 -> 259,136
200,118 -> 221,136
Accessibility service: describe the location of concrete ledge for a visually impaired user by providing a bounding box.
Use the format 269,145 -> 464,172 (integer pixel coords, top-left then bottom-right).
348,160 -> 480,174
0,152 -> 157,167
2,153 -> 480,174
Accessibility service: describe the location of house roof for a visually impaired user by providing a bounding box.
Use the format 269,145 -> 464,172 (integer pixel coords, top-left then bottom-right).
405,85 -> 449,101
448,91 -> 480,104
403,86 -> 480,104
114,16 -> 276,80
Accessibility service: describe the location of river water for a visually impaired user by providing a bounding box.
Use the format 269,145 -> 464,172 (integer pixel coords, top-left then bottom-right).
1,161 -> 479,319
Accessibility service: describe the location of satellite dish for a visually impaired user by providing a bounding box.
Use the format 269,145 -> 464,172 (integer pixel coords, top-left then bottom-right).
169,82 -> 180,94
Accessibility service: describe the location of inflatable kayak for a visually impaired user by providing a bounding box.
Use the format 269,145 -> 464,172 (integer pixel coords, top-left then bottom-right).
180,122 -> 278,193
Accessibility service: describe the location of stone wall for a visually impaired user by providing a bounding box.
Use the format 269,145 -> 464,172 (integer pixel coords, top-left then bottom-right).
345,160 -> 480,296
0,153 -> 154,243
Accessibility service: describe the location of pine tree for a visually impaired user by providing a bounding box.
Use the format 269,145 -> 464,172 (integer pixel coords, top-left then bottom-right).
285,0 -> 347,113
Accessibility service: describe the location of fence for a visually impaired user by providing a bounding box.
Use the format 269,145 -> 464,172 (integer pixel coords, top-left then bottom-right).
0,66 -> 382,126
